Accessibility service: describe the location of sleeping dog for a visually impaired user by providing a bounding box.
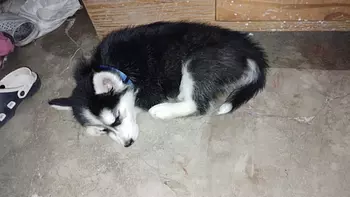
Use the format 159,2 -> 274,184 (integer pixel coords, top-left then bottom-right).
49,22 -> 268,147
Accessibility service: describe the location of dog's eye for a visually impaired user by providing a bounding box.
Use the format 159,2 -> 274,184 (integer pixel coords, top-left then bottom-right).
110,116 -> 121,127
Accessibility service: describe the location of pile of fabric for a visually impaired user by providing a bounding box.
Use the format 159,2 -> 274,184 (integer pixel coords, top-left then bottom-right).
0,0 -> 81,68
0,32 -> 13,69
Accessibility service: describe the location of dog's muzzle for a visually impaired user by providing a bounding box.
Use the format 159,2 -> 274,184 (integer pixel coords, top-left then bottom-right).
124,138 -> 135,147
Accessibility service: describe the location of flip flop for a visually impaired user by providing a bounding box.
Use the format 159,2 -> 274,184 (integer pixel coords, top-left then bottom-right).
0,67 -> 41,128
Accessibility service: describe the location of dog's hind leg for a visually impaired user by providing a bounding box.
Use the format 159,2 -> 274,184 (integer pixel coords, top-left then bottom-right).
217,59 -> 266,115
149,62 -> 197,119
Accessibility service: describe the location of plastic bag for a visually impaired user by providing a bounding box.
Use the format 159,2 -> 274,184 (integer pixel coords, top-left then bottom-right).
19,0 -> 81,38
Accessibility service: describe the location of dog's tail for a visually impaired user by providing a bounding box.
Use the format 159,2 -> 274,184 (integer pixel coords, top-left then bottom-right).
217,58 -> 267,115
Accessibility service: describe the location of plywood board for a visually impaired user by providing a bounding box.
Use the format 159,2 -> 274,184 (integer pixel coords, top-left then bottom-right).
216,0 -> 350,21
83,0 -> 350,38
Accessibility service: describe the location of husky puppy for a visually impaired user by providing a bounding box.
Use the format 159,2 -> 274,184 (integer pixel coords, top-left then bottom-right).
49,22 -> 268,147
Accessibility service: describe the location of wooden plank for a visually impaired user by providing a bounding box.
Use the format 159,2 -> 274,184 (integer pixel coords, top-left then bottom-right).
83,0 -> 350,38
216,0 -> 350,21
83,0 -> 215,38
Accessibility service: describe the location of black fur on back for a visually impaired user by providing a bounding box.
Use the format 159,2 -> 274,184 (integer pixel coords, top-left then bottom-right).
73,21 -> 268,115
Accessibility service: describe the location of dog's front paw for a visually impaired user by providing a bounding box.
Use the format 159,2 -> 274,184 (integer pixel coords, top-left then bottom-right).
149,103 -> 177,119
85,126 -> 107,136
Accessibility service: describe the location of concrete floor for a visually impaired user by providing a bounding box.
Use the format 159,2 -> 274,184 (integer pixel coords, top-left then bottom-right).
1,10 -> 350,197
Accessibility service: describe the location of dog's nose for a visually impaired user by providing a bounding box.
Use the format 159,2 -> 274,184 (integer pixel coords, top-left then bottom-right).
124,138 -> 135,147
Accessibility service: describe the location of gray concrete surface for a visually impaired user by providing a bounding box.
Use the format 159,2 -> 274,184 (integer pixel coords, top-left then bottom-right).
1,10 -> 350,197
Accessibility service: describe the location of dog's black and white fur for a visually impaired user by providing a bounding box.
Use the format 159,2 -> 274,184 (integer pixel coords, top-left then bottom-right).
49,22 -> 268,147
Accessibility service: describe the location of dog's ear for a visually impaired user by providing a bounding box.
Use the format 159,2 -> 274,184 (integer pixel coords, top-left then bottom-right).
48,97 -> 74,111
92,72 -> 125,94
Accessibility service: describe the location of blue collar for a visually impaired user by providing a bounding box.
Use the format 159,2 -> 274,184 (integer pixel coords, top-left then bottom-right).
99,65 -> 133,86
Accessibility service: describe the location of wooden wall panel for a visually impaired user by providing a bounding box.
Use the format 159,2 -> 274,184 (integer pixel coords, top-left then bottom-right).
83,0 -> 215,37
216,0 -> 350,21
83,0 -> 350,38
